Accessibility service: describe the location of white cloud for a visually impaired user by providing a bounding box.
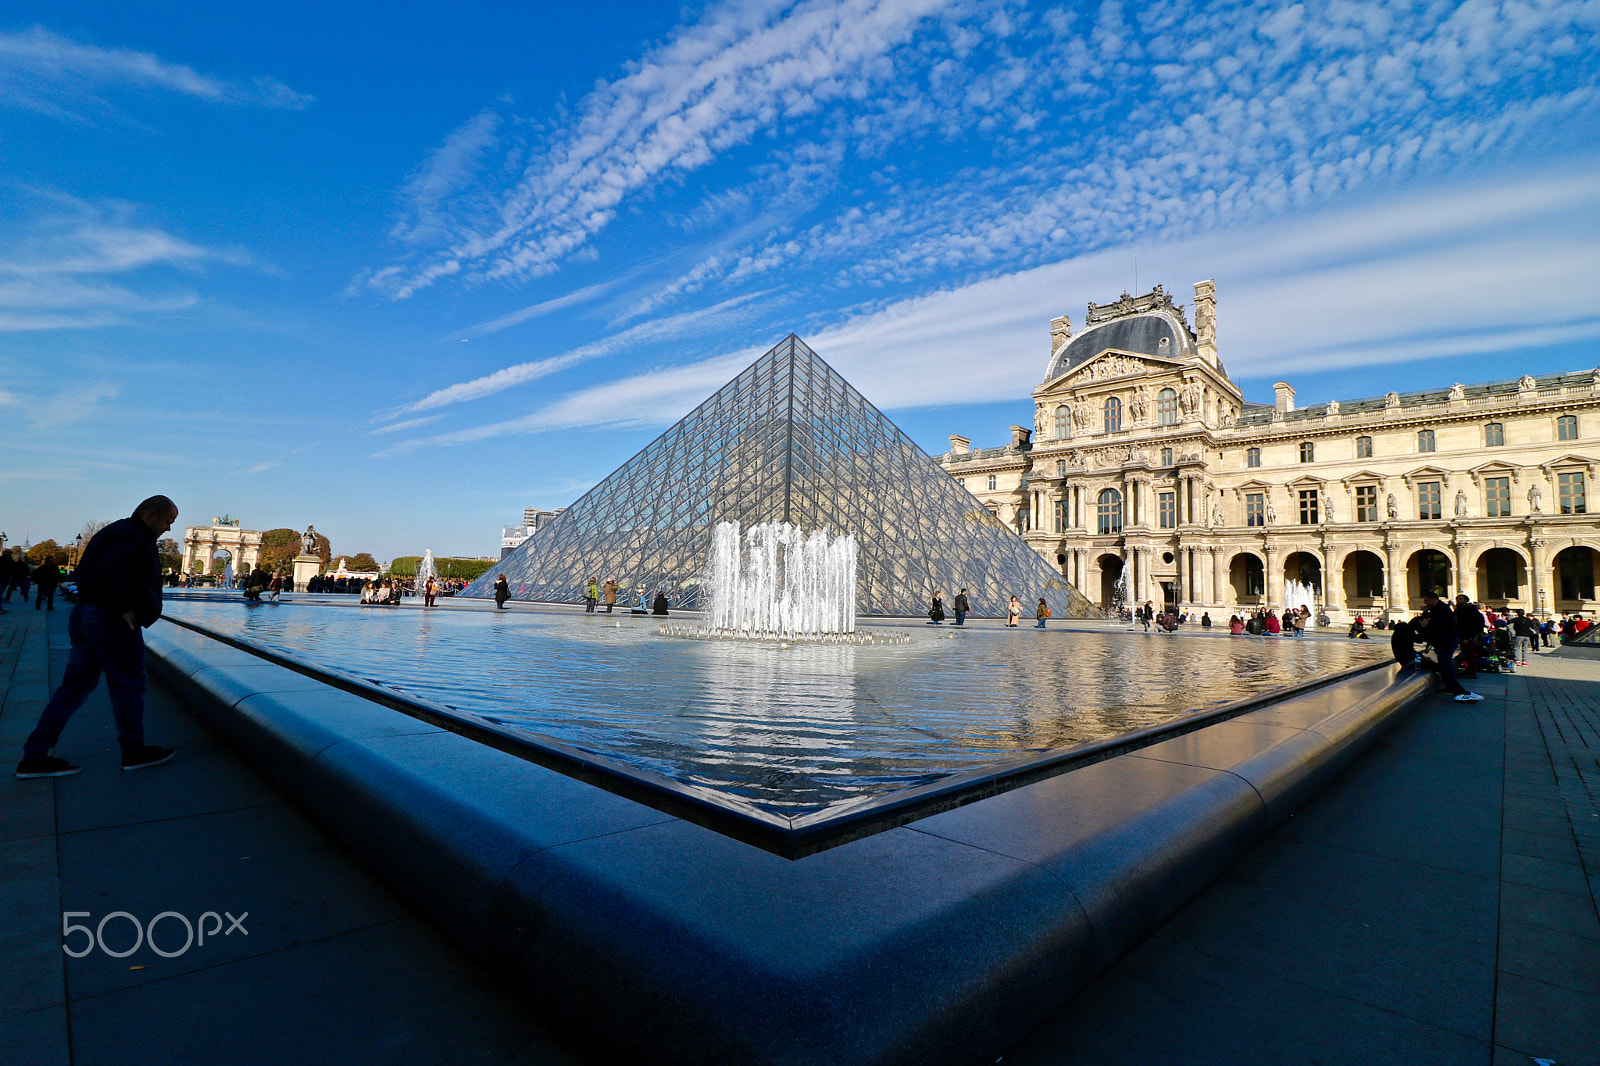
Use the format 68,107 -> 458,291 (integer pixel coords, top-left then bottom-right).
380,167 -> 1600,449
0,194 -> 239,331
28,382 -> 120,429
387,289 -> 777,416
0,26 -> 313,120
365,0 -> 953,298
369,414 -> 445,435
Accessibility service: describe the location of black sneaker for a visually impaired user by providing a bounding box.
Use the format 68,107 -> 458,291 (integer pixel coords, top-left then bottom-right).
121,746 -> 176,771
16,755 -> 82,779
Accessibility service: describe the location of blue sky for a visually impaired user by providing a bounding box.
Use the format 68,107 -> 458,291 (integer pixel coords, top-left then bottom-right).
2,0 -> 1598,563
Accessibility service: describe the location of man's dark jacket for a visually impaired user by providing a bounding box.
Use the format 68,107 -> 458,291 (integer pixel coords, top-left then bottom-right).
74,517 -> 163,627
1456,602 -> 1486,640
1421,600 -> 1457,651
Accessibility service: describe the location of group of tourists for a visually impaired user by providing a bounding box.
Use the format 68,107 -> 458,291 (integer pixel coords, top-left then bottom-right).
1223,606 -> 1314,636
579,577 -> 670,616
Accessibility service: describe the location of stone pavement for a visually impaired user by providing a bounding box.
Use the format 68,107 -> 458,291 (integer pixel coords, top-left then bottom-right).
2,604 -> 1597,1065
0,606 -> 582,1065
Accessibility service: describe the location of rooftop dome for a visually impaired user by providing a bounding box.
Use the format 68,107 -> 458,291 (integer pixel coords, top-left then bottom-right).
1043,285 -> 1201,382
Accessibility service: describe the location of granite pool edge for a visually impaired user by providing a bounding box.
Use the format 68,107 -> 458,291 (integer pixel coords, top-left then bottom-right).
144,619 -> 1432,1066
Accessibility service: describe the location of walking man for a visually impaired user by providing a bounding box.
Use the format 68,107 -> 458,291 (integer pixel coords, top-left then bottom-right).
34,557 -> 60,610
584,577 -> 599,613
952,588 -> 970,627
1510,609 -> 1539,666
16,495 -> 180,778
1421,591 -> 1482,702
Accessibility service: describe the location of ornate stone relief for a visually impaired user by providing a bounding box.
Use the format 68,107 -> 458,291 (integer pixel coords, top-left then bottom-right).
1449,383 -> 1465,401
1078,355 -> 1148,382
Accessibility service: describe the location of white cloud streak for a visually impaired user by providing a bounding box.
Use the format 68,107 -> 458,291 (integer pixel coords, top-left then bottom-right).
378,168 -> 1600,450
0,194 -> 240,331
365,0 -> 952,298
0,26 -> 313,119
387,289 -> 777,417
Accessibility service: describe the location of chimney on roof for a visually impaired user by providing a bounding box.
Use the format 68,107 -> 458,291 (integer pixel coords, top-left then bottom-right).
949,434 -> 970,455
1010,425 -> 1032,449
1050,315 -> 1072,354
1193,279 -> 1217,367
1273,382 -> 1295,415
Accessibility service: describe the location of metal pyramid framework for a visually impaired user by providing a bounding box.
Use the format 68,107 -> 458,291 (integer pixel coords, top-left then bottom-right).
464,335 -> 1096,617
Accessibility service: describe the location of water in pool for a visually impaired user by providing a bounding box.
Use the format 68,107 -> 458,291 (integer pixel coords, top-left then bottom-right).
159,597 -> 1387,818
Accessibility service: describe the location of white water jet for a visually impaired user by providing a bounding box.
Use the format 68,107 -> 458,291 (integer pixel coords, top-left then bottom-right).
417,549 -> 439,593
1283,579 -> 1319,623
706,520 -> 857,639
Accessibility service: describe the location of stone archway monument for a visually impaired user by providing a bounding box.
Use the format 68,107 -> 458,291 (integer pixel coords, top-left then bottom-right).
182,516 -> 262,577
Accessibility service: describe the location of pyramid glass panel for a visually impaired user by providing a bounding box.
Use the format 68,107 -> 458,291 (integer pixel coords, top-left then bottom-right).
464,335 -> 1097,617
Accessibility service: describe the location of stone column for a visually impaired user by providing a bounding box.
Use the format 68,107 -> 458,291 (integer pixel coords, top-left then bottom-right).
1457,541 -> 1479,603
1529,537 -> 1550,616
1209,547 -> 1222,605
1385,542 -> 1407,616
1323,547 -> 1343,613
1264,545 -> 1280,608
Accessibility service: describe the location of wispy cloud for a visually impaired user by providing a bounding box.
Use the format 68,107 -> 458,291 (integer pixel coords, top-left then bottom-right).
386,289 -> 777,417
0,26 -> 313,121
369,414 -> 445,435
28,381 -> 120,429
447,277 -> 626,340
362,0 -> 951,298
0,192 -> 244,331
377,167 -> 1600,450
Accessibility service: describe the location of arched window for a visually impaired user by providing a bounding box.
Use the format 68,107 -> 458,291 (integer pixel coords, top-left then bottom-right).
1157,387 -> 1178,425
1418,429 -> 1435,452
1299,441 -> 1315,463
1484,423 -> 1504,447
1103,396 -> 1122,433
1355,435 -> 1373,458
1558,414 -> 1579,441
1097,488 -> 1123,534
1054,405 -> 1069,439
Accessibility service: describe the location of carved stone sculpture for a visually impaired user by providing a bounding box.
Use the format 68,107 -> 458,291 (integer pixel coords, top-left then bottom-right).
300,525 -> 318,555
1454,489 -> 1469,517
1385,391 -> 1401,408
1073,399 -> 1092,434
1326,399 -> 1340,416
1528,483 -> 1543,512
1179,380 -> 1201,417
1386,493 -> 1399,519
1128,387 -> 1150,423
1265,500 -> 1277,524
1519,374 -> 1537,392
1449,382 -> 1465,401
1212,502 -> 1224,527
1324,496 -> 1336,523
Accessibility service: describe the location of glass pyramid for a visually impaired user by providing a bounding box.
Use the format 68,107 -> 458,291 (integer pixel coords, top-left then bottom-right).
463,335 -> 1097,618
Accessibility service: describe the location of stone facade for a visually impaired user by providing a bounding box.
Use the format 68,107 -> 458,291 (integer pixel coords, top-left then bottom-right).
939,281 -> 1600,622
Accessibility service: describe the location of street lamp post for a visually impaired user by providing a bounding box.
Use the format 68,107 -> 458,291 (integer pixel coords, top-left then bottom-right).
73,534 -> 84,569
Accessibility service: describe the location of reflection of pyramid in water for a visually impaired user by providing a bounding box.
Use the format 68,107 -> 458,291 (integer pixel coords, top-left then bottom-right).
464,335 -> 1097,617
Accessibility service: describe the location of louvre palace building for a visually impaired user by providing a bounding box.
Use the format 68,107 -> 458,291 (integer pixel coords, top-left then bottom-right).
938,281 -> 1600,622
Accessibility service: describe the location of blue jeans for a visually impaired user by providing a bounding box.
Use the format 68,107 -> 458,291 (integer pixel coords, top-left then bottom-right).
24,605 -> 148,757
954,611 -> 966,626
1035,618 -> 1046,628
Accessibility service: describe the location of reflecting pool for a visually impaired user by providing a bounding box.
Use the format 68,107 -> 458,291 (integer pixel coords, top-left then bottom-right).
160,599 -> 1387,818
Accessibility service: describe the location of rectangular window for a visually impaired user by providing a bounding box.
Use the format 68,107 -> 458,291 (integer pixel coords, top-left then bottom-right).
1559,472 -> 1587,514
987,474 -> 997,491
1418,429 -> 1435,452
1160,447 -> 1173,466
1418,481 -> 1441,520
1246,447 -> 1261,468
1055,500 -> 1068,533
1299,442 -> 1315,463
1246,493 -> 1265,527
1298,489 -> 1319,524
1159,491 -> 1176,529
1558,415 -> 1578,441
1356,485 -> 1378,522
1484,423 -> 1504,447
1485,477 -> 1511,517
1356,436 -> 1372,458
